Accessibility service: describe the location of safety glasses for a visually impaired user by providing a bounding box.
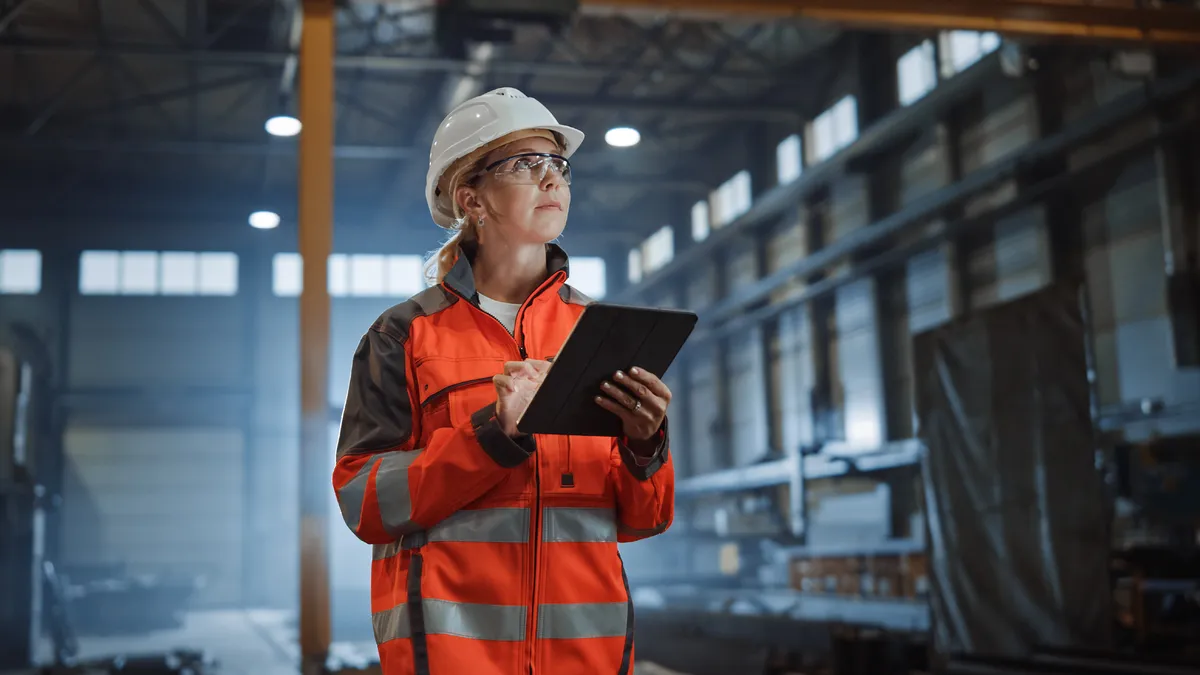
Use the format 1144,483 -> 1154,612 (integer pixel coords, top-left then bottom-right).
480,152 -> 572,187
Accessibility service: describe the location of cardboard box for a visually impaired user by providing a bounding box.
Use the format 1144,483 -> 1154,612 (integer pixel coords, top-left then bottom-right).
901,553 -> 929,599
866,555 -> 904,598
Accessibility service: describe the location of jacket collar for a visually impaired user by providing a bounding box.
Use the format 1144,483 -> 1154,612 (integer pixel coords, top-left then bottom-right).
443,239 -> 570,303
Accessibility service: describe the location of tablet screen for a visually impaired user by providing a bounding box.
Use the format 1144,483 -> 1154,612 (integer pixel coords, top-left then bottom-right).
517,303 -> 698,436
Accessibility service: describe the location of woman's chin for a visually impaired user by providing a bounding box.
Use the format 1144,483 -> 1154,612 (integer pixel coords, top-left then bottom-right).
525,216 -> 567,244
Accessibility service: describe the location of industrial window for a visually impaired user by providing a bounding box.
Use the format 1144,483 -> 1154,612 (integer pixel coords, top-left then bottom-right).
776,133 -> 803,184
939,30 -> 1000,78
0,249 -> 42,294
691,200 -> 710,243
79,250 -> 238,296
642,225 -> 675,275
807,95 -> 858,164
568,256 -> 607,299
628,249 -> 643,284
628,225 -> 675,284
897,40 -> 937,106
273,253 -> 425,298
710,170 -> 752,229
272,253 -> 303,297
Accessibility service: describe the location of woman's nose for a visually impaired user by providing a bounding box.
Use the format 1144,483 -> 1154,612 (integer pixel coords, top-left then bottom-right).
540,170 -> 563,190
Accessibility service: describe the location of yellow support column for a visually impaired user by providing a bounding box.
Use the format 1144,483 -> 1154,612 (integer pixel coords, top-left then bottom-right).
298,1 -> 334,674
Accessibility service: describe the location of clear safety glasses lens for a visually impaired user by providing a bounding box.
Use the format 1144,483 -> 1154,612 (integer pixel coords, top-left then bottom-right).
486,153 -> 572,186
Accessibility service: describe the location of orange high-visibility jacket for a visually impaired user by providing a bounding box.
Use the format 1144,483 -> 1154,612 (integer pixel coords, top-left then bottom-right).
333,242 -> 675,675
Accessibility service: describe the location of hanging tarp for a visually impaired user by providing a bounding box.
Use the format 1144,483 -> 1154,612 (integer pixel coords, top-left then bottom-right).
912,283 -> 1113,658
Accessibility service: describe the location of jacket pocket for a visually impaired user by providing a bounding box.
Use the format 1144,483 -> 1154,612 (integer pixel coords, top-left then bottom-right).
416,357 -> 502,428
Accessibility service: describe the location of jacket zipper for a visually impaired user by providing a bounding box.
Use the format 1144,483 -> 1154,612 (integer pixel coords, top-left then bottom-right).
507,274 -> 564,675
444,272 -> 565,675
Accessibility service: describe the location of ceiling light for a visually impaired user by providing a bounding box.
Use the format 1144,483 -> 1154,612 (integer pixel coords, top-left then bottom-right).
605,126 -> 641,148
265,115 -> 302,137
249,211 -> 281,230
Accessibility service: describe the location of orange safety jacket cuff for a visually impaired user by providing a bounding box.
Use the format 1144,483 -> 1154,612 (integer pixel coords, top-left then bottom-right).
618,417 -> 669,481
471,402 -> 537,468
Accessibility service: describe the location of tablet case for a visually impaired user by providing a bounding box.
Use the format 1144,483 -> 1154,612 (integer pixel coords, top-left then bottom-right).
517,303 -> 698,437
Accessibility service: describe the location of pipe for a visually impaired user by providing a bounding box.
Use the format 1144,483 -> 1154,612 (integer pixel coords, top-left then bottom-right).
581,0 -> 1200,44
0,0 -> 37,35
0,40 -> 786,81
297,1 -> 334,674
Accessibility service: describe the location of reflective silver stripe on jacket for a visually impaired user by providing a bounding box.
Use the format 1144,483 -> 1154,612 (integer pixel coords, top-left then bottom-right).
335,449 -> 425,538
373,600 -> 527,644
372,506 -> 618,559
373,600 -> 630,644
431,507 -> 530,544
374,449 -> 424,537
542,507 -> 617,543
537,602 -> 629,639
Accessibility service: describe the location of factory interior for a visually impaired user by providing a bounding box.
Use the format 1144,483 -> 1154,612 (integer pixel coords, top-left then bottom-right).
2,1 -> 1200,674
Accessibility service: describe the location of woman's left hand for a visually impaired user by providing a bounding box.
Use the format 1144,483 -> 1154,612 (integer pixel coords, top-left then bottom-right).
595,367 -> 671,441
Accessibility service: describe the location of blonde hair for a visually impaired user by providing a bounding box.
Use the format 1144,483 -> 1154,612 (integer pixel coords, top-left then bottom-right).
424,129 -> 565,286
423,152 -> 487,286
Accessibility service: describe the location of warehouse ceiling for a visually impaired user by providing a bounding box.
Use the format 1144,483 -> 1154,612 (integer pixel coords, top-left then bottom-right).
0,0 -> 845,242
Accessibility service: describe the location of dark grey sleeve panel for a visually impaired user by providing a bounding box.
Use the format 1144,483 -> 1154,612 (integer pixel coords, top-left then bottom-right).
558,283 -> 595,307
617,417 -> 670,481
336,290 -> 457,459
336,328 -> 415,459
471,402 -> 537,468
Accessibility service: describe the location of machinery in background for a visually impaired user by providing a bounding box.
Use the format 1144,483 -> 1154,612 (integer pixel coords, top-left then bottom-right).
1110,434 -> 1200,651
52,563 -> 204,637
432,0 -> 579,58
625,284 -> 1200,675
32,560 -> 218,675
0,326 -> 212,674
0,329 -> 53,671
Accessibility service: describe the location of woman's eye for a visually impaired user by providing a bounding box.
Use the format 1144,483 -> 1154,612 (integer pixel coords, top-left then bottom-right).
513,159 -> 535,171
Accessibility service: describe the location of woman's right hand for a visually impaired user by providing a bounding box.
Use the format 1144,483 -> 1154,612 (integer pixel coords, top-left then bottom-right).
494,359 -> 551,438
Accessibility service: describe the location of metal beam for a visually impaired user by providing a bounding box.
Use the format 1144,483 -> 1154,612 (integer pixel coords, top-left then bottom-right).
0,46 -> 798,122
137,0 -> 188,48
56,69 -> 272,123
0,0 -> 38,36
297,2 -> 333,675
0,137 -> 417,159
582,0 -> 1200,44
0,138 -> 713,197
0,39 -> 789,79
23,56 -> 100,135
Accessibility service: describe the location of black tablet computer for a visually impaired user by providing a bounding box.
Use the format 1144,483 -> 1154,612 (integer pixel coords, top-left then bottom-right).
517,303 -> 698,437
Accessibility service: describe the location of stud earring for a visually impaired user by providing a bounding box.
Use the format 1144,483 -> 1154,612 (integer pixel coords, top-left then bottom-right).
478,216 -> 486,227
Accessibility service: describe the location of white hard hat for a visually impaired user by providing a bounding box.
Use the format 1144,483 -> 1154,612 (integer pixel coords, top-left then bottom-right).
425,87 -> 585,228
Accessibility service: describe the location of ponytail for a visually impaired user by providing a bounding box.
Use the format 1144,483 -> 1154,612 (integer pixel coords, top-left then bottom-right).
424,216 -> 480,286
424,143 -> 490,287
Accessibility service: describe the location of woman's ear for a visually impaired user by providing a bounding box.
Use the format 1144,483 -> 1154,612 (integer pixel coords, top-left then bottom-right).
455,185 -> 484,222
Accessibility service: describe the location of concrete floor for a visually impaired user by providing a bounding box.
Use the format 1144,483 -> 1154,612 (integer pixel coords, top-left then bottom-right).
7,609 -> 685,675
23,610 -> 343,675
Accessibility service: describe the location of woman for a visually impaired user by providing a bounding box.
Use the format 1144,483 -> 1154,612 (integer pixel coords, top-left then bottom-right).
332,87 -> 676,675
